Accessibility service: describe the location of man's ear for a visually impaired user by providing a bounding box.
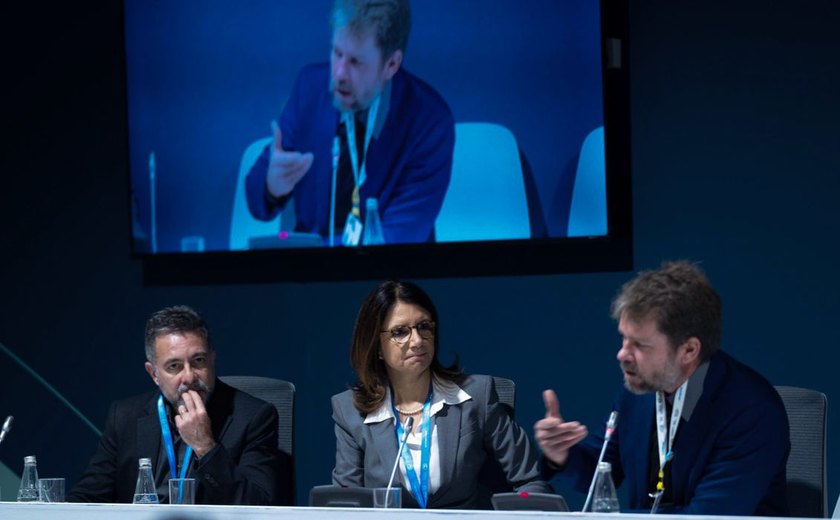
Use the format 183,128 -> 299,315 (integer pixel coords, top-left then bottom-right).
145,361 -> 159,386
678,337 -> 701,366
382,49 -> 403,81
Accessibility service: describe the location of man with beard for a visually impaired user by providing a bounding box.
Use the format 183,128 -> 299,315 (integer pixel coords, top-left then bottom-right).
68,306 -> 287,505
246,0 -> 454,245
534,261 -> 790,515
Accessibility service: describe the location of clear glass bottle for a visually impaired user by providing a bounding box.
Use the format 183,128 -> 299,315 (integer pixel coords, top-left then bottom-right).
362,197 -> 385,245
592,461 -> 620,513
132,458 -> 159,504
17,455 -> 40,502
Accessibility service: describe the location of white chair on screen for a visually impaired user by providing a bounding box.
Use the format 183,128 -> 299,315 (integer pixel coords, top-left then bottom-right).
229,136 -> 282,250
567,126 -> 606,237
434,122 -> 530,242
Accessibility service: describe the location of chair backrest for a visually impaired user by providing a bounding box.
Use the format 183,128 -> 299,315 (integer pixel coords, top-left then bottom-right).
492,376 -> 516,419
220,376 -> 296,502
475,375 -> 520,505
775,385 -> 827,518
435,122 -> 531,242
229,137 -> 281,250
567,126 -> 606,237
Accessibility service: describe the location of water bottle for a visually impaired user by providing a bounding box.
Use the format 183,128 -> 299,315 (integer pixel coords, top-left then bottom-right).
17,455 -> 39,502
592,461 -> 620,512
362,197 -> 385,245
132,458 -> 159,504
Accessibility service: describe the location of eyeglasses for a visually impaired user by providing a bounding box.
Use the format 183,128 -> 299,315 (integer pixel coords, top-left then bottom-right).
380,320 -> 436,345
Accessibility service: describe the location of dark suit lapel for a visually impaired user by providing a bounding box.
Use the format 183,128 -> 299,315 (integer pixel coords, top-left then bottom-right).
626,394 -> 655,502
670,354 -> 725,499
136,394 -> 161,462
371,418 -> 401,486
431,403 -> 462,504
208,380 -> 235,444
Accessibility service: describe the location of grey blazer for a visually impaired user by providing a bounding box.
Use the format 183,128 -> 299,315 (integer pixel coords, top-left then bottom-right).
331,374 -> 550,509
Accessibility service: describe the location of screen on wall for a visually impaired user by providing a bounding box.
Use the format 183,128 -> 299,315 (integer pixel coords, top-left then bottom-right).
124,0 -> 632,283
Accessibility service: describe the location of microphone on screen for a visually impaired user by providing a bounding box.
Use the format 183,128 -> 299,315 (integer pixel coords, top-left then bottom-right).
385,415 -> 414,497
582,410 -> 619,512
0,416 -> 14,446
328,135 -> 341,247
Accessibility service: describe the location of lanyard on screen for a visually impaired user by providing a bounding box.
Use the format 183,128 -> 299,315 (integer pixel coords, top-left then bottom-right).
649,380 -> 687,513
393,389 -> 432,509
343,95 -> 380,218
156,395 -> 193,481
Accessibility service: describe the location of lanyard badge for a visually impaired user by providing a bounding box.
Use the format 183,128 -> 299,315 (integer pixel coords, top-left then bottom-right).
393,389 -> 433,508
341,96 -> 380,246
649,381 -> 687,513
156,395 -> 194,481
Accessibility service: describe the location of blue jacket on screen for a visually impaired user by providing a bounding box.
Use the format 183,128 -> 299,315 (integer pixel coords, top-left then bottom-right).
545,350 -> 790,516
246,63 -> 454,244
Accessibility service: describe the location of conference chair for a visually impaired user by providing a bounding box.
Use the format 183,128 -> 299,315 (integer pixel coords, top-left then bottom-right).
435,122 -> 532,242
567,126 -> 606,237
492,376 -> 516,419
219,376 -> 296,504
229,138 -> 299,250
775,385 -> 827,518
477,376 -> 520,501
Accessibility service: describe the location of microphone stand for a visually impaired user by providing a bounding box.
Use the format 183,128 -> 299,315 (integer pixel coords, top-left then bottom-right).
582,411 -> 618,512
329,136 -> 340,247
0,416 -> 13,447
385,416 -> 414,500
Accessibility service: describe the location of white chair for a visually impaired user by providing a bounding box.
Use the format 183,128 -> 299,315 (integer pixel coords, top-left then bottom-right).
435,122 -> 530,242
229,136 -> 282,250
567,126 -> 606,237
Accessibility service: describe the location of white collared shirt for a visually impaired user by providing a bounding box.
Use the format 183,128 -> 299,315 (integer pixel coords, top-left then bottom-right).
364,376 -> 471,496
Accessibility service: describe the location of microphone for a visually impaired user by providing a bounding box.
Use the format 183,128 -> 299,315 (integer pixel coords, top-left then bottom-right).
385,416 -> 414,498
148,151 -> 157,253
582,410 -> 618,512
0,416 -> 13,446
328,135 -> 340,247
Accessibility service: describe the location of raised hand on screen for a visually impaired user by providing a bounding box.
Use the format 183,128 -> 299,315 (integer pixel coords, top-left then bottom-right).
533,389 -> 588,467
265,120 -> 314,198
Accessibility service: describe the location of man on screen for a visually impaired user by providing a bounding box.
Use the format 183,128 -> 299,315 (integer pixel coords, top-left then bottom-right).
68,306 -> 288,505
245,0 -> 454,246
534,261 -> 790,515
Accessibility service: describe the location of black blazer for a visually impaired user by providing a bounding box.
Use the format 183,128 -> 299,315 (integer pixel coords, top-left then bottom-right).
68,380 -> 287,505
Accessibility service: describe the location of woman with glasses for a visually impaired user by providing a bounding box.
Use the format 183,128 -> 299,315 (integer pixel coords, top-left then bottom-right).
330,280 -> 549,509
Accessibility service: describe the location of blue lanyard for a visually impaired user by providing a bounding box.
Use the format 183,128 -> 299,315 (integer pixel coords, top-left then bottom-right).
156,395 -> 193,481
393,390 -> 432,509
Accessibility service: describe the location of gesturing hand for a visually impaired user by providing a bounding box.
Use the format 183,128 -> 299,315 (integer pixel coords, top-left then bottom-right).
266,120 -> 314,198
533,389 -> 588,467
174,390 -> 216,458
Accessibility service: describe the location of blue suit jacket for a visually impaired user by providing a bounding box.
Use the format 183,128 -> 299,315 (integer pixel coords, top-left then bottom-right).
547,351 -> 790,515
331,375 -> 549,509
246,63 -> 454,244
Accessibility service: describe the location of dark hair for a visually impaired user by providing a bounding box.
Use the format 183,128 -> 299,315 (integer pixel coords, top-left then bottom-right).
350,280 -> 463,413
144,305 -> 211,362
611,261 -> 722,361
331,0 -> 411,62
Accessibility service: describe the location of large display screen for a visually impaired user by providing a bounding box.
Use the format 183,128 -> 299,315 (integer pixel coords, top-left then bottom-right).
125,0 -> 632,282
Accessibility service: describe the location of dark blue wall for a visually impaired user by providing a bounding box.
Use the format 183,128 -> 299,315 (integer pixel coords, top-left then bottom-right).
2,0 -> 839,510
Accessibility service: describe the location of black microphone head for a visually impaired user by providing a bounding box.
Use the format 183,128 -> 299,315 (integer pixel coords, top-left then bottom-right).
404,416 -> 414,431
